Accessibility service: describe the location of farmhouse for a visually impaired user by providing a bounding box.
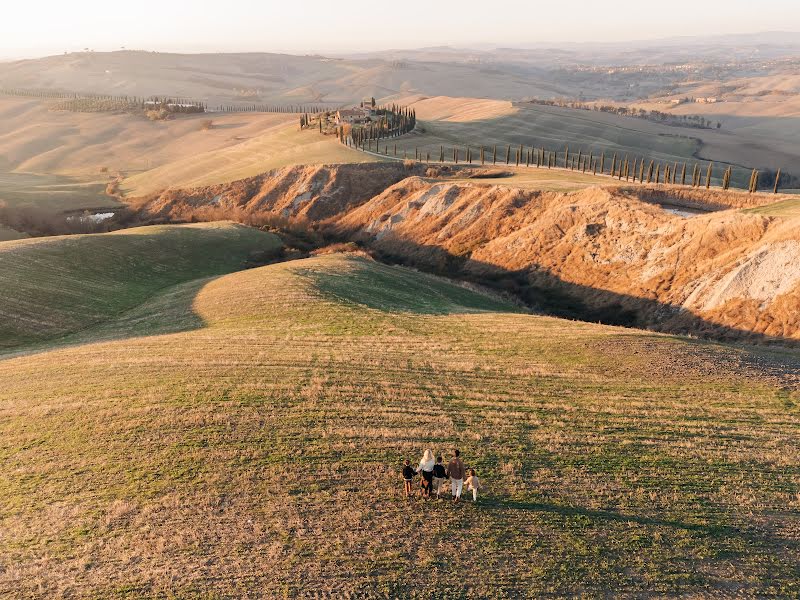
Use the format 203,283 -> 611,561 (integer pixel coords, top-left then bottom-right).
336,107 -> 371,124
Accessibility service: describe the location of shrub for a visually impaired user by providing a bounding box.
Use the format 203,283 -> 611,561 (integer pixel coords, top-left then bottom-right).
146,109 -> 169,121
200,119 -> 214,131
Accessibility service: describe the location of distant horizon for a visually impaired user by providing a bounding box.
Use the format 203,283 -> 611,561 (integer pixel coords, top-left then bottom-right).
2,0 -> 799,60
2,30 -> 799,62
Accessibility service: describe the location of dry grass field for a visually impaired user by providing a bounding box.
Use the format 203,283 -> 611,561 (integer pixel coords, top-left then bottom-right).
1,240 -> 799,597
0,171 -> 116,213
120,124 -> 382,198
386,99 -> 799,190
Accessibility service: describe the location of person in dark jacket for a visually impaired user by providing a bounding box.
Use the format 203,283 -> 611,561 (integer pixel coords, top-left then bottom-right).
402,459 -> 415,498
432,456 -> 447,499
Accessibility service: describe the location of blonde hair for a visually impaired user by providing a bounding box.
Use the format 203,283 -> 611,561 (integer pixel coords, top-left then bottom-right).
422,449 -> 434,463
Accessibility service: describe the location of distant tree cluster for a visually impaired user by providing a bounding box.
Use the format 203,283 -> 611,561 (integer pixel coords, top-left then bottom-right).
525,98 -> 721,130
0,88 -> 336,117
1,88 -> 206,115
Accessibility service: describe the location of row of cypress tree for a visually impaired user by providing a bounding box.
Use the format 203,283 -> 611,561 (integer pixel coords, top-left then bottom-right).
344,137 -> 783,194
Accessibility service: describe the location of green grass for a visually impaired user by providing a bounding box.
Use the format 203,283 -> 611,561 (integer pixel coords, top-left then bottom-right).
744,197 -> 800,217
0,222 -> 281,349
0,224 -> 26,241
1,250 -> 799,597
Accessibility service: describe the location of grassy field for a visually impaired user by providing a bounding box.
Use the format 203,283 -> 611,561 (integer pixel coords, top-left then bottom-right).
0,171 -> 118,213
388,102 -> 784,190
744,197 -> 800,218
1,245 -> 799,597
0,222 -> 281,350
0,224 -> 27,241
121,125 -> 383,197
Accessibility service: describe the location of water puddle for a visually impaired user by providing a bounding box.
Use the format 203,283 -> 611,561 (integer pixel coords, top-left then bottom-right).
660,205 -> 706,218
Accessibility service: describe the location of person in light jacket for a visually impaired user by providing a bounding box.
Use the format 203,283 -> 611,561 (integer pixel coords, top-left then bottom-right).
416,448 -> 435,498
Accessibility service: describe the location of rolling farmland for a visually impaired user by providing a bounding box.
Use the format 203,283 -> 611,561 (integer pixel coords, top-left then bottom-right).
1,244 -> 799,596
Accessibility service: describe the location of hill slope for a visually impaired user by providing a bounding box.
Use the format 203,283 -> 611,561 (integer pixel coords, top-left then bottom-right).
134,165 -> 800,342
0,222 -> 281,350
1,253 -> 798,597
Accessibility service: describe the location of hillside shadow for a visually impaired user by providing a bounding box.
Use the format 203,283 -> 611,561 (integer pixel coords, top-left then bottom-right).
332,227 -> 800,354
0,275 -> 211,362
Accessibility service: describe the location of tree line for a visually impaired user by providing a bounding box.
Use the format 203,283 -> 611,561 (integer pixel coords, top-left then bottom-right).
0,88 -> 335,116
525,98 -> 721,130
212,103 -> 335,114
346,137 -> 786,194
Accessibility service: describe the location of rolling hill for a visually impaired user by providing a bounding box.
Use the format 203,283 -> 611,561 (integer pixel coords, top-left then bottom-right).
0,222 -> 281,350
1,247 -> 799,597
132,162 -> 800,342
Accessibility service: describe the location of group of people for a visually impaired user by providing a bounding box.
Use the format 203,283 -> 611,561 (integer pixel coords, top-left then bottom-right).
402,449 -> 481,502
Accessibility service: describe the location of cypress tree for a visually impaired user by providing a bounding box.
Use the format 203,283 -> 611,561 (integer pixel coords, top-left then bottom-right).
440,146 -> 444,162
681,163 -> 687,186
647,160 -> 654,183
655,164 -> 661,184
611,153 -> 617,178
600,153 -> 605,175
506,146 -> 511,165
493,145 -> 497,165
481,147 -> 485,165
706,162 -> 713,189
774,168 -> 782,194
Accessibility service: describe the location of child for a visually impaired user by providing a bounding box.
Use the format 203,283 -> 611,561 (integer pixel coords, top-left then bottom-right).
465,469 -> 481,503
402,459 -> 415,498
432,455 -> 447,499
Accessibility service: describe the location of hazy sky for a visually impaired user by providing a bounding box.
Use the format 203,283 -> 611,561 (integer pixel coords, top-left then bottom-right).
2,0 -> 799,58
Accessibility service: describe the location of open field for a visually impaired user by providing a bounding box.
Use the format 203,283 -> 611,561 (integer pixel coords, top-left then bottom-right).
0,222 -> 281,350
426,166 -> 615,192
1,250 -> 799,597
0,96 -> 377,207
745,197 -> 800,218
0,50 -> 581,108
0,96 -> 298,178
0,225 -> 27,241
0,171 -> 116,213
386,100 -> 799,189
121,124 -> 382,197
